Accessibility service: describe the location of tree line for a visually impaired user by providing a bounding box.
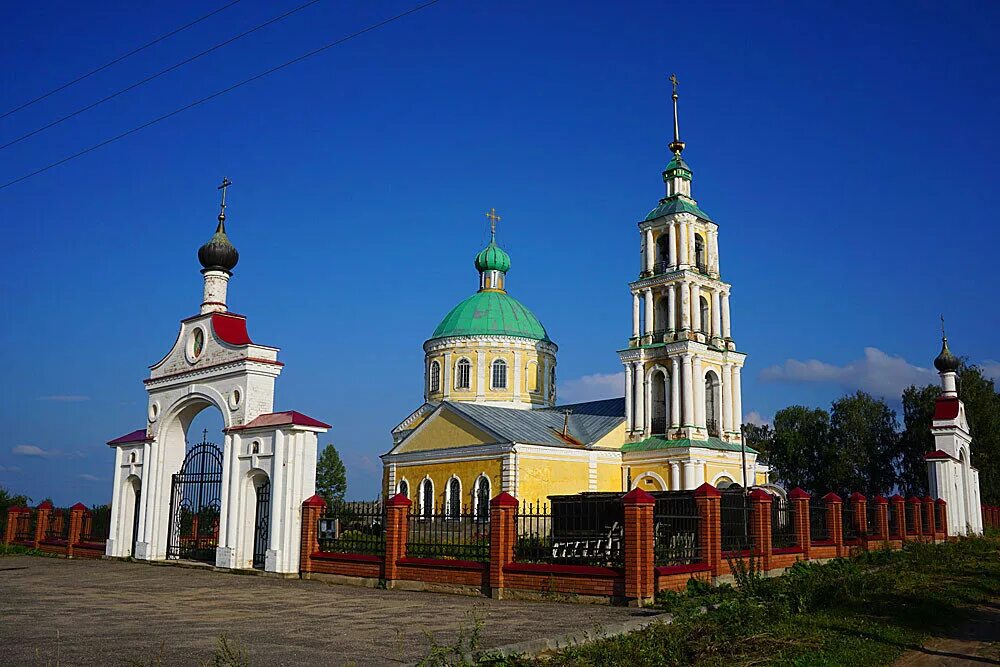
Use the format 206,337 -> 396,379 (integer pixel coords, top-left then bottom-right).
745,363 -> 999,504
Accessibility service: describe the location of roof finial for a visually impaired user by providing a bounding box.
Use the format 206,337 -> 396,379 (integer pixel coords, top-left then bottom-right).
216,177 -> 232,230
940,314 -> 947,341
668,73 -> 685,155
485,207 -> 501,242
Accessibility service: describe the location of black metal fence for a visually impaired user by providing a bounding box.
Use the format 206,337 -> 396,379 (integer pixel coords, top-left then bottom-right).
514,499 -> 624,566
81,506 -> 110,543
888,502 -> 900,536
771,498 -> 796,549
45,509 -> 69,542
407,504 -> 489,562
720,490 -> 752,553
13,511 -> 35,544
809,498 -> 829,542
318,500 -> 385,556
921,504 -> 932,533
841,503 -> 859,542
652,491 -> 700,566
866,502 -> 880,536
907,503 -> 919,534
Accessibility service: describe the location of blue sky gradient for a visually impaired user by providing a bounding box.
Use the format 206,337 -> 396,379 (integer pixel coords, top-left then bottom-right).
1,0 -> 998,504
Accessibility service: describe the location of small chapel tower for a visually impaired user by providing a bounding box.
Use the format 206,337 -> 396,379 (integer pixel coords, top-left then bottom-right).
619,76 -> 746,444
926,327 -> 984,534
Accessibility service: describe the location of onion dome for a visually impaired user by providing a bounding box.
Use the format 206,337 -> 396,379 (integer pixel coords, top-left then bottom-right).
474,240 -> 511,273
934,337 -> 960,373
198,215 -> 239,272
430,290 -> 550,342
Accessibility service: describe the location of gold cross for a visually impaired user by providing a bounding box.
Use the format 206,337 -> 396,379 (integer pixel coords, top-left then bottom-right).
217,177 -> 232,217
669,73 -> 679,95
940,314 -> 947,338
485,207 -> 501,239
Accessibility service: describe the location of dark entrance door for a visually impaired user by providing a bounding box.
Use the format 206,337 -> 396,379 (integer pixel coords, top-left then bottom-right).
167,433 -> 223,563
131,488 -> 141,556
252,478 -> 271,569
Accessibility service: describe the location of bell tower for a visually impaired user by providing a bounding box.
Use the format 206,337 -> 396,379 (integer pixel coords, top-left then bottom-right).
618,76 -> 746,444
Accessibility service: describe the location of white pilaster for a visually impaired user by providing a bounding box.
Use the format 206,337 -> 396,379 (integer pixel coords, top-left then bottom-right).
682,355 -> 694,427
632,292 -> 640,338
645,228 -> 654,273
669,461 -> 681,490
443,351 -> 452,399
690,283 -> 702,334
667,284 -> 676,331
679,221 -> 690,267
711,290 -> 722,341
513,350 -> 523,401
680,280 -> 690,331
722,364 -> 734,433
633,361 -> 645,435
721,291 -> 731,339
668,222 -> 677,268
644,289 -> 653,334
709,229 -> 719,275
732,365 -> 743,432
476,350 -> 486,399
682,460 -> 695,490
669,358 -> 681,428
644,372 -> 652,434
693,355 -> 704,429
688,222 -> 696,269
624,363 -> 634,431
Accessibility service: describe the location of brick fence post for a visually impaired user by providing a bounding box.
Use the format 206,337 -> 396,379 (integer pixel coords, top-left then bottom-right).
789,488 -> 811,560
823,493 -> 843,557
67,503 -> 87,558
384,493 -> 411,587
873,496 -> 889,543
748,489 -> 773,571
922,496 -> 936,541
891,495 -> 906,539
489,492 -> 518,600
907,497 -> 923,540
34,501 -> 53,548
935,499 -> 948,539
694,483 -> 722,576
623,488 -> 655,606
849,492 -> 867,551
299,495 -> 326,574
3,506 -> 21,545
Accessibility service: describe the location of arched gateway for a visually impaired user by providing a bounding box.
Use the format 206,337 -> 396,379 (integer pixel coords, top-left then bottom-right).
105,182 -> 329,573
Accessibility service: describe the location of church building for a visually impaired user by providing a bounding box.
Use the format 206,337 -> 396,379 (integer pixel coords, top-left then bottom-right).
380,80 -> 768,509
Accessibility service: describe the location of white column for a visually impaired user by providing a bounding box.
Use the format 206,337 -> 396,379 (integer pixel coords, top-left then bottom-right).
443,351 -> 452,399
668,222 -> 677,268
711,290 -> 722,341
107,447 -> 124,556
680,280 -> 690,331
721,291 -> 731,339
476,350 -> 486,399
513,350 -> 523,401
669,462 -> 681,490
710,230 -> 720,275
682,355 -> 694,427
667,284 -> 677,331
644,289 -> 653,334
688,222 -> 697,269
694,460 -> 706,487
645,227 -> 654,273
679,221 -> 690,267
682,460 -> 695,490
693,355 -> 705,429
644,371 -> 652,434
690,283 -> 702,334
669,358 -> 681,428
722,364 -> 734,434
732,365 -> 743,432
624,363 -> 634,431
216,432 -> 235,567
633,361 -> 645,434
632,292 -> 640,338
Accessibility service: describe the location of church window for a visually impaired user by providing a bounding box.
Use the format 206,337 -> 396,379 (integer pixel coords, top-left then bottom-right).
656,233 -> 671,269
129,452 -> 136,463
715,476 -> 734,489
705,371 -> 721,437
251,441 -> 260,455
491,359 -> 507,389
700,296 -> 710,334
456,358 -> 471,390
446,477 -> 461,518
397,479 -> 409,499
695,234 -> 707,272
429,361 -> 440,393
474,476 -> 491,520
549,366 -> 556,399
420,478 -> 433,518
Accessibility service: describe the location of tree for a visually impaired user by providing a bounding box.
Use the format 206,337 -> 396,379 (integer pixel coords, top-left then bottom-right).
898,383 -> 939,497
0,487 -> 31,537
829,392 -> 898,497
316,444 -> 347,508
742,422 -> 774,465
769,406 -> 832,491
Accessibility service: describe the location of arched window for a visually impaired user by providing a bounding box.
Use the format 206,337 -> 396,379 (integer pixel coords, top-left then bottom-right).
656,233 -> 671,269
549,366 -> 556,400
429,361 -> 440,393
420,478 -> 433,518
655,296 -> 670,333
446,477 -> 461,518
705,370 -> 720,437
700,296 -> 710,334
129,451 -> 137,463
251,441 -> 260,455
474,476 -> 491,520
397,479 -> 409,499
715,476 -> 734,489
456,358 -> 471,390
695,234 -> 706,272
491,359 -> 507,389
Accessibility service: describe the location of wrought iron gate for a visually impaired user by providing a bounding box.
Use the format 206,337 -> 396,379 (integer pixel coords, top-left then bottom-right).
167,434 -> 223,562
252,478 -> 271,569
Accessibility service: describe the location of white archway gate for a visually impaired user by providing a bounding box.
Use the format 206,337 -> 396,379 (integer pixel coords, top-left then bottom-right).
105,190 -> 328,573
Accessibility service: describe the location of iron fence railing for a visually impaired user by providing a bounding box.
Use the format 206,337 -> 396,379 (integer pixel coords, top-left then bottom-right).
317,500 -> 385,556
652,491 -> 700,566
720,490 -> 752,553
771,498 -> 796,549
14,511 -> 36,544
888,503 -> 900,537
81,506 -> 110,543
842,503 -> 859,542
44,509 -> 69,542
921,504 -> 932,533
866,502 -> 880,536
514,499 -> 624,566
907,504 -> 919,535
407,504 -> 489,562
809,498 -> 830,543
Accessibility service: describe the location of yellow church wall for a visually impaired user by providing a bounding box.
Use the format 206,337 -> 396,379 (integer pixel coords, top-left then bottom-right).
390,458 -> 503,509
517,456 -> 590,502
592,422 -> 628,450
424,342 -> 556,407
394,409 -> 495,453
597,461 -> 624,492
628,463 -> 673,490
704,462 -> 740,486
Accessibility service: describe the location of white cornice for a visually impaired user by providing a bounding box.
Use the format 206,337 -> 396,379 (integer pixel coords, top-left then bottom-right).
423,335 -> 558,355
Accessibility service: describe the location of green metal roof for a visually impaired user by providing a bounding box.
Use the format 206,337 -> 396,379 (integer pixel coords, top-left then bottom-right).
664,154 -> 691,175
621,435 -> 758,454
644,196 -> 713,223
474,241 -> 511,273
430,290 -> 550,342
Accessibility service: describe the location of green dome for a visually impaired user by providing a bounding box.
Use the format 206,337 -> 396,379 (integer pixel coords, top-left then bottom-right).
430,290 -> 550,342
474,241 -> 511,273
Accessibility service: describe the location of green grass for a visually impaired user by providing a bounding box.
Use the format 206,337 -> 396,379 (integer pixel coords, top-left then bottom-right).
0,542 -> 56,557
484,533 -> 1000,667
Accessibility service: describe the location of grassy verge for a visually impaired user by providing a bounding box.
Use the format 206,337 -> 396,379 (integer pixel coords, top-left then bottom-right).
485,533 -> 1000,667
0,543 -> 56,557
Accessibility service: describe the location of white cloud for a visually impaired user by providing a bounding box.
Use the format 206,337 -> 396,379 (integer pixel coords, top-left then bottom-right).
760,347 -> 936,398
12,445 -> 58,458
78,474 -> 103,482
39,395 -> 89,402
743,411 -> 770,427
559,372 -> 625,404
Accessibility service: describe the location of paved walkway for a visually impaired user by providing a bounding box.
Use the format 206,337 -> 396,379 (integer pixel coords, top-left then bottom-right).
0,556 -> 647,666
894,602 -> 1000,666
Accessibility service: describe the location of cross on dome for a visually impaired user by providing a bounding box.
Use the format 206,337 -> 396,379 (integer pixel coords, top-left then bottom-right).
485,207 -> 501,241
217,177 -> 232,222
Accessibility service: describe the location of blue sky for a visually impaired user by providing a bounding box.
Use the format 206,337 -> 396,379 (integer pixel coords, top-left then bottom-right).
1,0 -> 998,504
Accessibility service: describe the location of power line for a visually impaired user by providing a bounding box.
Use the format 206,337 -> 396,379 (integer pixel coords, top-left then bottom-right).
0,0 -> 244,121
0,0 -> 441,192
0,0 -> 323,152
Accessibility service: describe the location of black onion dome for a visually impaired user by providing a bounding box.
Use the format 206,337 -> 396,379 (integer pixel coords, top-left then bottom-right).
934,337 -> 960,373
198,217 -> 239,272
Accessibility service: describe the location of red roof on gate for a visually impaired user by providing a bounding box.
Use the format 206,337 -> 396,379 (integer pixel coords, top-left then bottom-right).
107,429 -> 150,446
212,312 -> 253,346
925,450 -> 957,461
229,411 -> 331,431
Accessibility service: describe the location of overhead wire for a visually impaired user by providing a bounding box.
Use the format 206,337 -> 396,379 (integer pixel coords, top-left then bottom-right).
0,0 -> 324,152
0,0 -> 245,120
0,0 -> 442,192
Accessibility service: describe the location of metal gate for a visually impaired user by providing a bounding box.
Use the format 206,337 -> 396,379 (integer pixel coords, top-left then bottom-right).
252,478 -> 271,569
167,433 -> 223,562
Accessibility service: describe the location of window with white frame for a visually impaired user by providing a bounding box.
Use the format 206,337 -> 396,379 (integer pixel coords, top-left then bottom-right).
456,358 -> 471,390
420,478 -> 433,517
429,360 -> 441,393
491,359 -> 507,389
397,479 -> 409,499
474,476 -> 491,520
446,477 -> 461,518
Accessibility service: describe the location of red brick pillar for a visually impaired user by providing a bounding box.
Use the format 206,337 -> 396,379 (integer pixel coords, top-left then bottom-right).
922,496 -> 936,541
34,501 -> 53,548
299,495 -> 326,574
849,492 -> 867,551
489,492 -> 518,600
694,483 -> 722,576
890,495 -> 905,540
3,507 -> 21,545
622,488 -> 655,606
748,489 -> 773,571
873,496 -> 889,542
936,499 -> 948,538
823,493 -> 843,557
907,497 -> 922,540
789,488 -> 811,560
67,503 -> 87,558
383,493 -> 411,586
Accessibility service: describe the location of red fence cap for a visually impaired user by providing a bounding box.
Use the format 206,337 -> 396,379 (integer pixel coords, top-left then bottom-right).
302,494 -> 327,508
490,492 -> 518,508
788,487 -> 811,500
922,496 -> 934,503
622,487 -> 656,505
935,498 -> 947,505
890,494 -> 905,502
849,492 -> 866,502
822,492 -> 842,503
749,488 -> 773,501
906,496 -> 922,504
37,500 -> 53,510
70,502 -> 88,511
693,482 -> 721,498
386,492 -> 412,507
873,495 -> 888,504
